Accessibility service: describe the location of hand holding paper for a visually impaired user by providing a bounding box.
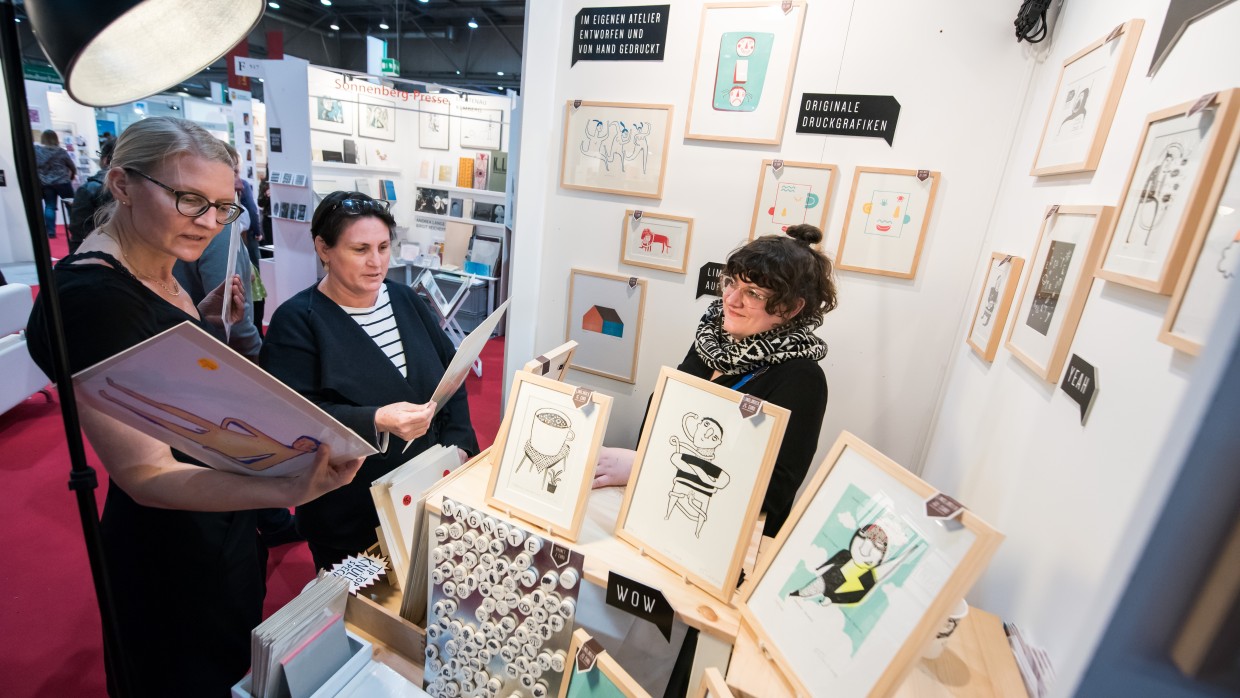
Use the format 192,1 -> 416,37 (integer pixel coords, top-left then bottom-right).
376,401 -> 437,443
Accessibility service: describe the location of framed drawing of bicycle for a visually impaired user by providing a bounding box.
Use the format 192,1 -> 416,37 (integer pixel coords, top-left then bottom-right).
614,367 -> 789,603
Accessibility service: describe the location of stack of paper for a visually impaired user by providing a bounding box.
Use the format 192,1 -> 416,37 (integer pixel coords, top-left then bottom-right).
249,575 -> 350,698
336,661 -> 430,697
370,444 -> 463,589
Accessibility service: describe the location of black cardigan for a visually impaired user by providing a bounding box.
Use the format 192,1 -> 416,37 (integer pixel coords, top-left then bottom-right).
260,280 -> 479,552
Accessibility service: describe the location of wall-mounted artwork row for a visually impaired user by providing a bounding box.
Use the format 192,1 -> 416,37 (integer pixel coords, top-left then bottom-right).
749,159 -> 837,242
565,269 -> 648,383
560,101 -> 674,200
835,167 -> 940,279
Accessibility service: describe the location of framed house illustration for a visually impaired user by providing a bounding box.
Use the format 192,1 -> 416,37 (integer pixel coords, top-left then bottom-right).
583,305 -> 624,338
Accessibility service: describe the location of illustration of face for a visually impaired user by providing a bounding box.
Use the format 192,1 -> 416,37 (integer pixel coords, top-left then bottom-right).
862,190 -> 912,236
695,418 -> 723,450
735,36 -> 756,56
850,525 -> 889,567
727,86 -> 748,108
291,436 -> 320,452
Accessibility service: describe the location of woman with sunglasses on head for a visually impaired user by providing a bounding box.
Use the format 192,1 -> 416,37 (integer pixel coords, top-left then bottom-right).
261,191 -> 480,570
593,224 -> 837,539
25,117 -> 364,697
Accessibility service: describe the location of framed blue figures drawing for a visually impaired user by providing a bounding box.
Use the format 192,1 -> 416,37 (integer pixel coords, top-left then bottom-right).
739,432 -> 1002,698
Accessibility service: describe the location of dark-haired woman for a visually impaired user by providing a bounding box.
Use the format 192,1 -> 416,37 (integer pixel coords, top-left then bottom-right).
261,191 -> 479,570
594,224 -> 837,538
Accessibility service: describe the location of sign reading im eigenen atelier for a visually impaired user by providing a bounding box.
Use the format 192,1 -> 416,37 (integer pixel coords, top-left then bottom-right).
572,5 -> 670,66
796,93 -> 901,146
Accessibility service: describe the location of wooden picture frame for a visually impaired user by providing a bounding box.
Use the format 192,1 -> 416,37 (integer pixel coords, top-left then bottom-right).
684,1 -> 808,145
1007,205 -> 1115,382
1097,89 -> 1240,294
309,96 -> 355,135
693,667 -> 735,698
565,269 -> 648,384
358,98 -> 396,141
485,371 -> 612,541
738,431 -> 1003,698
459,105 -> 503,150
835,167 -> 941,279
1030,19 -> 1144,176
615,367 -> 790,603
523,340 -> 579,382
1160,106 -> 1240,354
560,101 -> 674,200
419,101 -> 450,150
966,253 -> 1026,362
558,629 -> 652,698
620,210 -> 694,274
749,159 -> 837,242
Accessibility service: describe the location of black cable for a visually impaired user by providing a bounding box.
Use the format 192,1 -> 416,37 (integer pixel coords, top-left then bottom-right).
1015,0 -> 1053,43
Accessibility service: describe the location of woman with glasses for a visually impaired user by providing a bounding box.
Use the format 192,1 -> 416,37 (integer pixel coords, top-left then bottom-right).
261,191 -> 480,570
593,224 -> 837,538
25,117 -> 363,697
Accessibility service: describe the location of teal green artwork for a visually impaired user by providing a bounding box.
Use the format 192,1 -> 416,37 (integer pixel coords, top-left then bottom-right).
713,32 -> 775,112
566,665 -> 629,698
778,484 -> 927,655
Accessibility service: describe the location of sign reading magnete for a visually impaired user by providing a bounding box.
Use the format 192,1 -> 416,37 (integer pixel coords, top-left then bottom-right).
572,5 -> 671,66
796,93 -> 901,146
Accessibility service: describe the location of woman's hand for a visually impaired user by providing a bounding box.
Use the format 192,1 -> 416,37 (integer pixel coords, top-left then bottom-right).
457,448 -> 471,465
199,274 -> 246,326
288,443 -> 365,505
592,446 -> 637,489
375,401 -> 437,442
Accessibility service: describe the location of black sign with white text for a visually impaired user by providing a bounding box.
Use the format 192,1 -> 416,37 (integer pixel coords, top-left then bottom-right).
605,571 -> 673,641
1060,354 -> 1097,425
697,262 -> 725,298
572,5 -> 670,66
796,93 -> 901,146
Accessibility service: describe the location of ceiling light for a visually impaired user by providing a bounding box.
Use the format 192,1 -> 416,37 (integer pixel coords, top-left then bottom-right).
467,17 -> 478,29
418,0 -> 428,4
496,71 -> 504,76
15,16 -> 21,22
379,21 -> 389,29
320,0 -> 331,5
330,22 -> 340,30
455,70 -> 461,75
268,1 -> 279,8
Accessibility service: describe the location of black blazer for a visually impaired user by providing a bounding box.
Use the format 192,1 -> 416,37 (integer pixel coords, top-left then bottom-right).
261,280 -> 479,551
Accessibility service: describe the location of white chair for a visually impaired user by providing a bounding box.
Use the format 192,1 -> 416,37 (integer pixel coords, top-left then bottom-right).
0,283 -> 52,414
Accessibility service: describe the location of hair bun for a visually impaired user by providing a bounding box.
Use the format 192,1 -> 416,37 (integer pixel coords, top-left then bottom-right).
785,224 -> 823,246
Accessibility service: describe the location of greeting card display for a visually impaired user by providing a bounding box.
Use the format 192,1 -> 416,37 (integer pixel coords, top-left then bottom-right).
749,159 -> 836,242
620,210 -> 694,274
965,253 -> 1026,362
836,167 -> 940,279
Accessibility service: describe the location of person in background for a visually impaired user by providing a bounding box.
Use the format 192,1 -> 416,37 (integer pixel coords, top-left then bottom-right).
34,129 -> 76,239
255,174 -> 273,335
68,138 -> 116,255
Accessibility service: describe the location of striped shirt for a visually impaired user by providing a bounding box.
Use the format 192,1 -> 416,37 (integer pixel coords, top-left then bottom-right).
340,284 -> 407,377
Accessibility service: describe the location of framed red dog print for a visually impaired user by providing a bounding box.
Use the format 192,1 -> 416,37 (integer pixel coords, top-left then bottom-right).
620,209 -> 694,274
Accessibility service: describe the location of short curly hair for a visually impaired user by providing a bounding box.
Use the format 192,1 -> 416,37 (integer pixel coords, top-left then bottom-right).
723,224 -> 838,327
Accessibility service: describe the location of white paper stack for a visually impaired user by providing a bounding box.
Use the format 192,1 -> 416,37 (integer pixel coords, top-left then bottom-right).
370,444 -> 464,589
336,661 -> 430,697
249,575 -> 350,698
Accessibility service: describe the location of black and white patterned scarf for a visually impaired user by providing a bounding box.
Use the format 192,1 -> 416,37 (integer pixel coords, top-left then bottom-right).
692,299 -> 827,376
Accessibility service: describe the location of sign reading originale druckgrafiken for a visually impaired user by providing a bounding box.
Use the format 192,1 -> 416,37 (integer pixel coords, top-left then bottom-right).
572,5 -> 670,66
796,93 -> 901,146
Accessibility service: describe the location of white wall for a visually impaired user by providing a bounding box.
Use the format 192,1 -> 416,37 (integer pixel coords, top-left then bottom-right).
918,1 -> 1240,693
0,76 -> 34,264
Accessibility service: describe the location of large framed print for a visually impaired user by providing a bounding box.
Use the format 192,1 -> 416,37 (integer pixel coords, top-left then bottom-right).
965,253 -> 1026,362
558,629 -> 651,698
1007,205 -> 1115,382
486,371 -> 612,541
620,209 -> 694,274
358,98 -> 395,141
309,96 -> 355,135
749,159 -> 837,241
835,167 -> 941,279
739,431 -> 1002,698
419,100 -> 450,150
615,367 -> 790,603
1030,19 -> 1144,176
1161,112 -> 1240,354
565,269 -> 648,383
560,101 -> 674,200
684,1 -> 808,145
458,105 -> 503,150
1097,90 -> 1240,294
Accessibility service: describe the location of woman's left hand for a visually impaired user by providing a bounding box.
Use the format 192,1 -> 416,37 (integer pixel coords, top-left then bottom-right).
199,274 -> 246,326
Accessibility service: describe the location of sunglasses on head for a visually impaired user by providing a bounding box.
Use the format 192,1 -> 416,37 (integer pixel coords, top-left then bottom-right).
325,196 -> 391,217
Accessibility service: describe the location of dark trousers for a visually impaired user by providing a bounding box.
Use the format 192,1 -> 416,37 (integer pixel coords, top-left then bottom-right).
41,181 -> 72,238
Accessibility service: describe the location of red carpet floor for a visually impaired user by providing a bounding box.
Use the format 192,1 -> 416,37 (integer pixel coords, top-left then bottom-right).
0,272 -> 505,697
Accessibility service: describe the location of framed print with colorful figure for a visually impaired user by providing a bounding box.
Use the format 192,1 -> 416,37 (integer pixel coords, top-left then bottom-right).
486,371 -> 612,541
1007,205 -> 1115,382
835,167 -> 941,279
566,269 -> 648,383
1030,19 -> 1144,176
558,629 -> 652,698
620,210 -> 694,274
965,253 -> 1026,362
1097,89 -> 1240,294
309,96 -> 355,135
419,100 -> 450,150
749,159 -> 837,241
1160,108 -> 1240,354
685,1 -> 808,145
561,101 -> 674,200
738,431 -> 1003,698
358,98 -> 396,141
615,367 -> 790,603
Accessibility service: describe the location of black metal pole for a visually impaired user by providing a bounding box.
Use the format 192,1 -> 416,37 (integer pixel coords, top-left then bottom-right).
0,3 -> 130,695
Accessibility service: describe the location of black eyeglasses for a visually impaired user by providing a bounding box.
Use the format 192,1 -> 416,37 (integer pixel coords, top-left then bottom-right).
124,167 -> 243,225
325,197 -> 391,217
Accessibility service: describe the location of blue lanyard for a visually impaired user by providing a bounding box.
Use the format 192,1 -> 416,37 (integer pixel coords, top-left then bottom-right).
731,366 -> 767,390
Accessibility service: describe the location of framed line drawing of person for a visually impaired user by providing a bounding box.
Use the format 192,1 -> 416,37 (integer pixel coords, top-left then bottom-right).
738,431 -> 1002,698
1029,19 -> 1143,176
486,371 -> 612,541
615,367 -> 789,603
965,252 -> 1026,362
749,159 -> 837,242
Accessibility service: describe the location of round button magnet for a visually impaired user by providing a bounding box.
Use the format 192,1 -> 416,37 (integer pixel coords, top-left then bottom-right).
448,522 -> 464,540
506,527 -> 525,548
523,535 -> 543,555
558,597 -> 576,619
519,568 -> 539,588
434,524 -> 450,543
440,498 -> 456,518
540,570 -> 558,591
482,516 -> 497,535
466,510 -> 484,529
550,650 -> 567,673
442,580 -> 457,597
451,540 -> 468,557
512,552 -> 532,572
532,680 -> 550,698
548,614 -> 565,633
559,568 -> 579,590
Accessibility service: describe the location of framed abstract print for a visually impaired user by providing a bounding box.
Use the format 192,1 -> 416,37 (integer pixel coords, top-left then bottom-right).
1030,19 -> 1143,176
738,431 -> 1002,698
749,159 -> 837,241
835,167 -> 941,279
965,253 -> 1026,362
684,1 -> 808,145
1007,205 -> 1115,382
615,367 -> 790,603
358,98 -> 396,141
620,209 -> 694,274
560,101 -> 674,200
565,269 -> 648,384
309,96 -> 355,135
1097,89 -> 1240,294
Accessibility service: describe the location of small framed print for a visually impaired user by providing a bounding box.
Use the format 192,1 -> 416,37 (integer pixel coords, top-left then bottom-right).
1097,89 -> 1240,294
419,100 -> 450,150
965,253 -> 1026,362
835,167 -> 941,279
560,101 -> 674,200
565,269 -> 648,384
615,367 -> 790,603
558,629 -> 651,698
1007,205 -> 1115,382
620,210 -> 694,274
1030,19 -> 1144,176
749,159 -> 837,242
309,96 -> 355,135
523,340 -> 579,382
486,371 -> 612,541
358,99 -> 396,141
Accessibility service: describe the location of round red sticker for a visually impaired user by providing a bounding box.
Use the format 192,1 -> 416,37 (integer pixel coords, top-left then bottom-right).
403,495 -> 412,506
